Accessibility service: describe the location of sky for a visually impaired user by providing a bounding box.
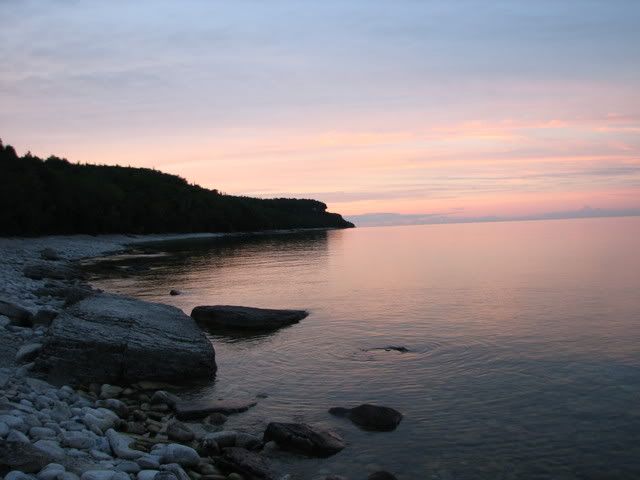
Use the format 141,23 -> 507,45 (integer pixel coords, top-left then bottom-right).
1,0 -> 639,225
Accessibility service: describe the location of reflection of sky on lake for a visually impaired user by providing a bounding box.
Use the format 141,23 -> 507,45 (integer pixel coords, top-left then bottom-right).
91,217 -> 640,479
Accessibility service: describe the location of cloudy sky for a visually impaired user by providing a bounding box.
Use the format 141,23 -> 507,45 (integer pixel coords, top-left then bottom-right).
1,0 -> 639,223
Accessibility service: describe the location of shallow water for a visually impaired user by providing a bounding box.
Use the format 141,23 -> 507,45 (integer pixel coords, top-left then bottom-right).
90,217 -> 640,479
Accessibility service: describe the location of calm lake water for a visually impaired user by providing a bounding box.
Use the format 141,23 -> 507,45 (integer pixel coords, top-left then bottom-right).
90,217 -> 640,480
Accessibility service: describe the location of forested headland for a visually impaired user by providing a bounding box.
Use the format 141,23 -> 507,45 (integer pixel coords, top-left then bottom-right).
0,139 -> 354,236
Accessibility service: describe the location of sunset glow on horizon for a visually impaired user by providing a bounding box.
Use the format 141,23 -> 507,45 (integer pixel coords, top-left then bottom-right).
2,1 -> 639,224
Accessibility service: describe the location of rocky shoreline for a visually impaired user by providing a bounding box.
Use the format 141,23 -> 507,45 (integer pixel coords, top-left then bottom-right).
0,235 -> 400,480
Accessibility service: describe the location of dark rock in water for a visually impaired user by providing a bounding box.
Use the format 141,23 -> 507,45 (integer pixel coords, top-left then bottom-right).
167,420 -> 195,442
219,447 -> 277,480
364,345 -> 409,353
0,299 -> 32,326
263,422 -> 345,457
381,345 -> 409,353
191,305 -> 308,331
0,440 -> 55,473
23,261 -> 84,281
151,390 -> 180,408
368,472 -> 398,480
32,309 -> 58,328
169,289 -> 181,296
329,404 -> 402,431
34,293 -> 216,384
40,247 -> 61,261
197,437 -> 221,457
204,412 -> 228,425
175,399 -> 256,420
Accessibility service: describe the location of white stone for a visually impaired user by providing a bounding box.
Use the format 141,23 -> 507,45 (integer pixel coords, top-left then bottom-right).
16,343 -> 43,363
81,471 -> 116,480
60,430 -> 96,449
157,444 -> 200,467
29,426 -> 57,440
6,471 -> 35,480
136,455 -> 161,469
33,439 -> 66,461
0,414 -> 25,431
7,429 -> 30,443
137,470 -> 160,480
37,463 -> 66,480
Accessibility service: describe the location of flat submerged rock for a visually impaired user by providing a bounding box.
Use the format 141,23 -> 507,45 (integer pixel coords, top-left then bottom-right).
175,399 -> 257,420
191,305 -> 308,331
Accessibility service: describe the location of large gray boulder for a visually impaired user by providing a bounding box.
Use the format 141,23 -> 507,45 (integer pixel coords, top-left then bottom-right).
35,293 -> 216,384
191,305 -> 308,331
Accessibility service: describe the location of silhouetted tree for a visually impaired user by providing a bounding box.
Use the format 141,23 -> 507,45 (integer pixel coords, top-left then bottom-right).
0,140 -> 354,236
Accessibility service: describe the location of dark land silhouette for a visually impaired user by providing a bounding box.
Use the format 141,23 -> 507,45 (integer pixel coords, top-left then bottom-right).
0,139 -> 354,235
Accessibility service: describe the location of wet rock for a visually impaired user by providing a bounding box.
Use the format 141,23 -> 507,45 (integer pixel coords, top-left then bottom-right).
203,413 -> 227,426
136,456 -> 161,469
23,262 -> 84,281
29,426 -> 57,440
0,440 -> 57,472
32,310 -> 58,328
329,404 -> 402,431
36,463 -> 66,480
0,299 -> 32,326
6,472 -> 36,480
159,463 -> 190,480
115,461 -> 141,474
366,346 -> 409,353
7,429 -> 30,443
60,430 -> 96,450
169,290 -> 181,296
196,437 -> 220,457
136,471 -> 160,480
35,293 -> 216,384
80,471 -> 119,480
16,343 -> 43,363
155,472 -> 178,480
100,384 -> 124,399
219,448 -> 276,480
32,440 -> 66,461
175,399 -> 256,420
263,422 -> 345,457
125,422 -> 146,435
40,248 -> 61,261
98,399 -> 129,418
150,390 -> 179,409
191,305 -> 308,331
154,444 -> 200,468
167,420 -> 195,443
106,428 -> 146,460
35,285 -> 95,307
368,473 -> 398,480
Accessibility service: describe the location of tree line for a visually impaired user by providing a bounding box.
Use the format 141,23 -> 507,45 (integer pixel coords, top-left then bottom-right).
0,139 -> 354,236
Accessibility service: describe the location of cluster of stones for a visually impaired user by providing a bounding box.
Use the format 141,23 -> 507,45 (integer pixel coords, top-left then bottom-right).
0,369 -> 273,480
0,248 -> 401,480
